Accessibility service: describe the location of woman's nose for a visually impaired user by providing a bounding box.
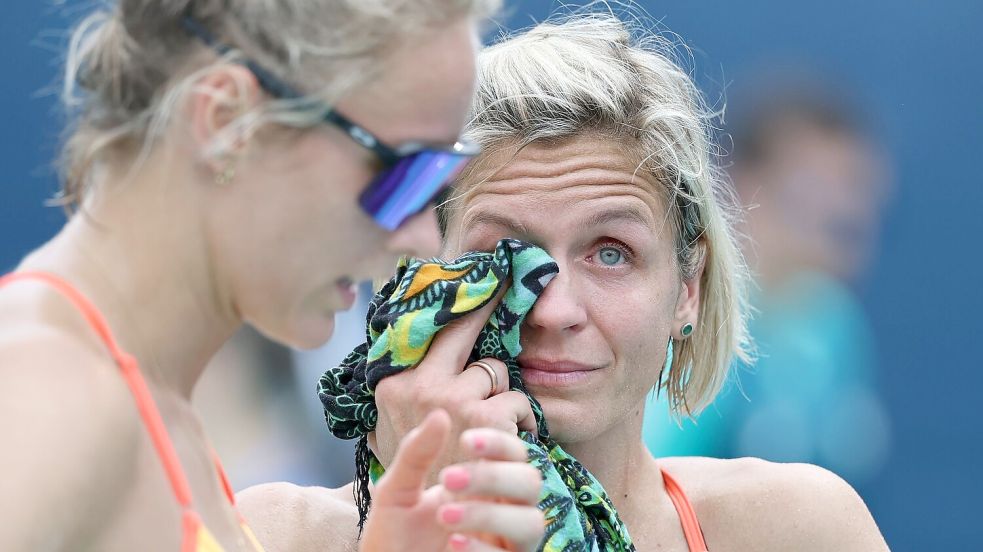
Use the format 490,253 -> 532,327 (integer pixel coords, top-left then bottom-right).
525,267 -> 588,332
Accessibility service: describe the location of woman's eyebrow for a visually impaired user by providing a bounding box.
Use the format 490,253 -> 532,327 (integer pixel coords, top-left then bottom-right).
462,207 -> 652,236
581,206 -> 653,229
461,211 -> 529,234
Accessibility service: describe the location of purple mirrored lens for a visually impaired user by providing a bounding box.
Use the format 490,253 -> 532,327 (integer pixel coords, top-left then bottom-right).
359,150 -> 472,230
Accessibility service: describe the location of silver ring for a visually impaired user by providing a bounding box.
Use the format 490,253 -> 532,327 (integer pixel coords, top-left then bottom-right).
468,360 -> 498,399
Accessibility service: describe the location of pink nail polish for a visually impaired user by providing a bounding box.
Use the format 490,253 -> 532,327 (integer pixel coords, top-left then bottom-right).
449,534 -> 470,551
440,504 -> 465,525
443,467 -> 471,491
470,434 -> 487,453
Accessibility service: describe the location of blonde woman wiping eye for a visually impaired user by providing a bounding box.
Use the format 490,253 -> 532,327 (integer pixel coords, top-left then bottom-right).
328,10 -> 892,552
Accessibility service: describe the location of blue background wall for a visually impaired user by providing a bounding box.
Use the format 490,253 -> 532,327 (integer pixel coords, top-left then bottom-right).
3,1 -> 981,549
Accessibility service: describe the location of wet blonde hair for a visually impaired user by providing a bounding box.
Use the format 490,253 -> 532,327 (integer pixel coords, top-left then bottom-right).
59,0 -> 499,207
443,12 -> 753,417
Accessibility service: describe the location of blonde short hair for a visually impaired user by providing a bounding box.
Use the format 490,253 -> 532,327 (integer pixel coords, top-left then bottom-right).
443,12 -> 753,417
59,0 -> 499,207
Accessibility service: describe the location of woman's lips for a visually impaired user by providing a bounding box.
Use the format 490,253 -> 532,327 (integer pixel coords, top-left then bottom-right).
518,358 -> 603,387
335,277 -> 358,310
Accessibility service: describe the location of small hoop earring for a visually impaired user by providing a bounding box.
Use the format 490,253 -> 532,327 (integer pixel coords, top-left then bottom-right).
680,322 -> 694,338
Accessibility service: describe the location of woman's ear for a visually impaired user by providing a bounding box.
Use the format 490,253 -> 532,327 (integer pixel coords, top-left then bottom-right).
672,247 -> 705,339
187,64 -> 262,172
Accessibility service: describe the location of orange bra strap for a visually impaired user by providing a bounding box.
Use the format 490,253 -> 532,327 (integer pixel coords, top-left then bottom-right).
0,271 -> 196,508
1,272 -> 123,357
211,449 -> 237,506
661,467 -> 709,552
182,510 -> 204,552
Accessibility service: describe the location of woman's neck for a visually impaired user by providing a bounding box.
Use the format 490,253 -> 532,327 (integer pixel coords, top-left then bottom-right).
561,404 -> 675,535
21,162 -> 241,399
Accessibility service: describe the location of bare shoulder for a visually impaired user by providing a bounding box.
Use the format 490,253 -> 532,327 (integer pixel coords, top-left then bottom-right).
0,299 -> 141,548
659,457 -> 889,552
0,305 -> 135,426
238,482 -> 360,552
0,281 -> 136,433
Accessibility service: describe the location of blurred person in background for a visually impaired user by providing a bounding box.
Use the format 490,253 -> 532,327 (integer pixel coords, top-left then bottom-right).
643,72 -> 894,485
0,0 -> 548,550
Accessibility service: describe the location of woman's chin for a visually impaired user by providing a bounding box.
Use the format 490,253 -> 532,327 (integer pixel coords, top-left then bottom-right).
262,313 -> 337,351
536,396 -> 600,444
294,315 -> 337,350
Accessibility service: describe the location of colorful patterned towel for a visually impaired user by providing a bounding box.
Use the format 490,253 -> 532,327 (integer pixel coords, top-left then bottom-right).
318,239 -> 635,551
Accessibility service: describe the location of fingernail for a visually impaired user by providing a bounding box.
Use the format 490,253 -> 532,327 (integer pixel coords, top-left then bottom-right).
469,434 -> 487,453
449,534 -> 470,551
439,504 -> 465,525
443,467 -> 471,491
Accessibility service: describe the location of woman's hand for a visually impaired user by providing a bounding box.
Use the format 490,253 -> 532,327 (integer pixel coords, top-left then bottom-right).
361,409 -> 544,552
371,294 -> 538,481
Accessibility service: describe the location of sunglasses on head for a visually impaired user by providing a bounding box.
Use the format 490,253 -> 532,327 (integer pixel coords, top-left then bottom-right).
182,17 -> 479,231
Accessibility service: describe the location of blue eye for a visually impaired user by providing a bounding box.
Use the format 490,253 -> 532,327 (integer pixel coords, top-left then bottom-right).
598,246 -> 625,266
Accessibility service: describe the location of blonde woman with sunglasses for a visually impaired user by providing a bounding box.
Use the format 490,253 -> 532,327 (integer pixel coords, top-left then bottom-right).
0,1 -> 544,551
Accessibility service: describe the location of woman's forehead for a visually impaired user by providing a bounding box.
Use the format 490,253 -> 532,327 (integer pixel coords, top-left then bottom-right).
453,138 -> 667,225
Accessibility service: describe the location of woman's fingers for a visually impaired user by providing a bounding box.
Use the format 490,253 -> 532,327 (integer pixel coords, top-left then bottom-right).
446,533 -> 524,552
373,409 -> 452,508
440,461 -> 543,505
484,392 -> 538,436
424,286 -> 509,372
458,357 -> 509,398
459,426 -> 530,462
365,423 -> 544,552
449,393 -> 538,439
437,502 -> 546,552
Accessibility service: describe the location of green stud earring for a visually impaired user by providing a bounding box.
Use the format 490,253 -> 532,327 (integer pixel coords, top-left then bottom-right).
681,322 -> 694,338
